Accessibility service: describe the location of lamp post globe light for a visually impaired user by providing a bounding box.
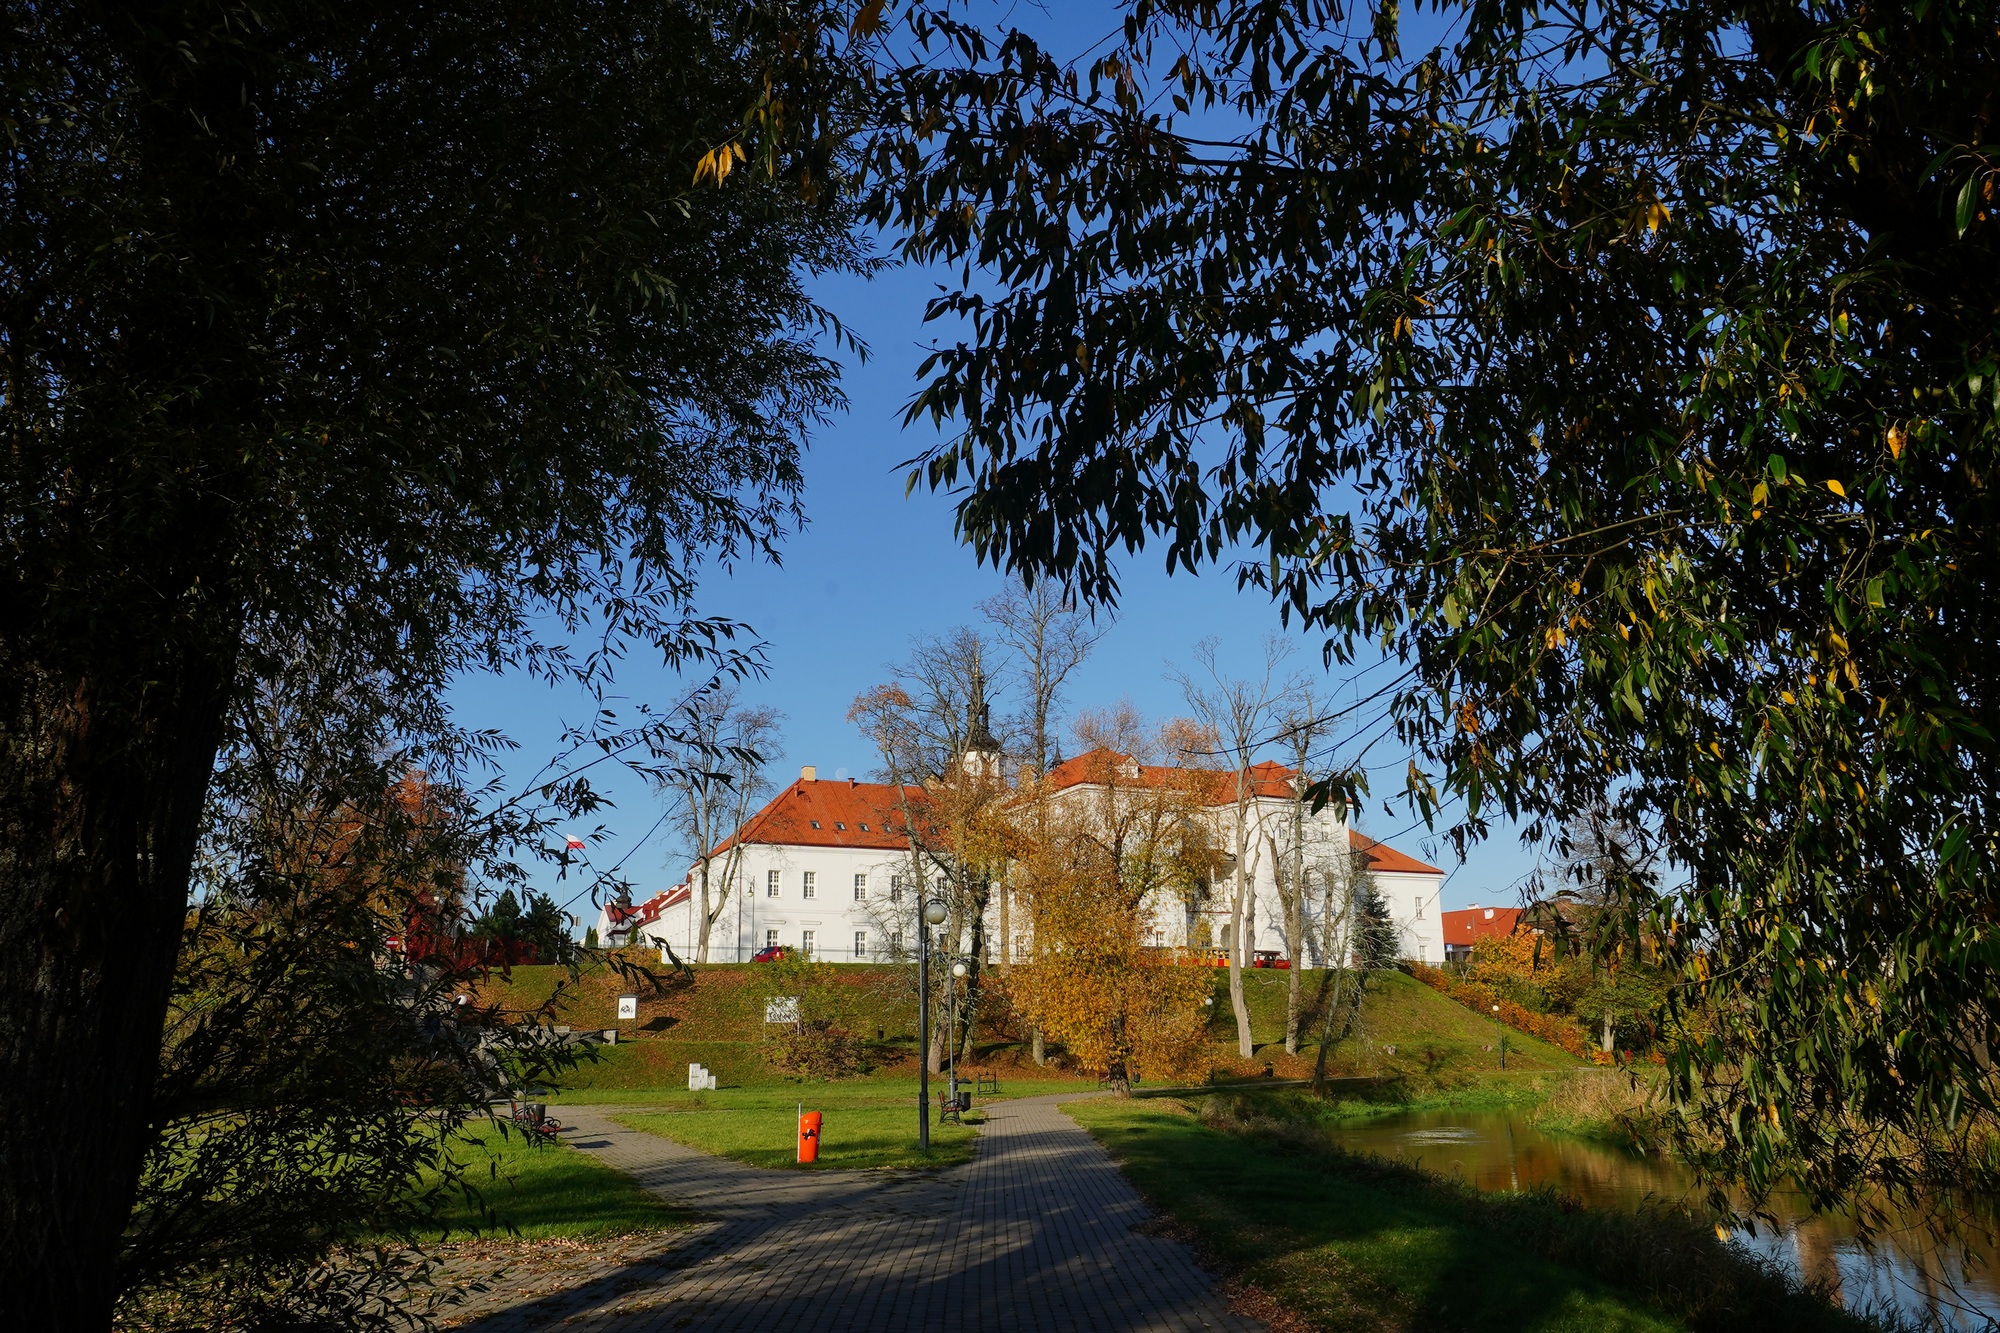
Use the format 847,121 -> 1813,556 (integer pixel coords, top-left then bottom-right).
917,896 -> 949,1151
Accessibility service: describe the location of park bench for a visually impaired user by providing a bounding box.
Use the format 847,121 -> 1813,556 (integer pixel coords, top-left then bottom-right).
507,1098 -> 566,1147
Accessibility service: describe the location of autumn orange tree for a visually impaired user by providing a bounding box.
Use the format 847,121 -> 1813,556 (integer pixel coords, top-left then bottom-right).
1012,711 -> 1218,1093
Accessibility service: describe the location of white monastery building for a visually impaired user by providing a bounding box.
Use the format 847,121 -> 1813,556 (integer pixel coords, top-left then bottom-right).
599,750 -> 1447,967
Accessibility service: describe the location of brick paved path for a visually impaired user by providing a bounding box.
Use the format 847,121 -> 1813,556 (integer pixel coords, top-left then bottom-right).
447,1093 -> 1264,1333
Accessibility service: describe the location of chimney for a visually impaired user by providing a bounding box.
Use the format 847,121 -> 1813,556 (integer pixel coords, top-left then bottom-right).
801,765 -> 817,782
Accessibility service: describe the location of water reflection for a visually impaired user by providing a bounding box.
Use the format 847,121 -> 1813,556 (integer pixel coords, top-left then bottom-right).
1323,1110 -> 2000,1330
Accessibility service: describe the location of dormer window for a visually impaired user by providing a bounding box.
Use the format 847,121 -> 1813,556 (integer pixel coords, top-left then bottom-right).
810,820 -> 821,829
858,823 -> 870,831
835,822 -> 846,830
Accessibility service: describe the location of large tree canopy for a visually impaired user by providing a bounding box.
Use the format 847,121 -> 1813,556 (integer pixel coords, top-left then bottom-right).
868,0 -> 2000,1216
0,2 -> 864,1326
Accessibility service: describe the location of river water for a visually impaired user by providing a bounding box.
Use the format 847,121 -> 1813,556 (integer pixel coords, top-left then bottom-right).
1322,1110 -> 2000,1330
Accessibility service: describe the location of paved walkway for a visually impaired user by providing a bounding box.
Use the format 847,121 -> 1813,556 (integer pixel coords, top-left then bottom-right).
447,1093 -> 1265,1333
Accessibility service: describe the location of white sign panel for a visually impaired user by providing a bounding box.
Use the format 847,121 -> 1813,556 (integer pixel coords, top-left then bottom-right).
764,996 -> 800,1024
616,994 -> 639,1021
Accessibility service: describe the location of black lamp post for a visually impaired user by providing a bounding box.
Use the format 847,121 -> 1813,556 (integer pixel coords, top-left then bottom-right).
918,896 -> 947,1150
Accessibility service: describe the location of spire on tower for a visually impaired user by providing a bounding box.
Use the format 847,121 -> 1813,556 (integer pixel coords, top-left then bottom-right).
962,664 -> 1001,778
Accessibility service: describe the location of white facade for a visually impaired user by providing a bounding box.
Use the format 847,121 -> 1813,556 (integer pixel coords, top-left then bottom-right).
1039,753 -> 1448,967
610,841 -> 923,963
600,760 -> 1446,966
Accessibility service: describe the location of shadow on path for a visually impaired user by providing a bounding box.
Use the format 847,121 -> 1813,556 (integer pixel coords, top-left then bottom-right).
446,1094 -> 1264,1333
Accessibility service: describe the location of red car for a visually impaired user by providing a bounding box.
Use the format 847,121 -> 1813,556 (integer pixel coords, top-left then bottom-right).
1208,950 -> 1293,969
751,945 -> 790,963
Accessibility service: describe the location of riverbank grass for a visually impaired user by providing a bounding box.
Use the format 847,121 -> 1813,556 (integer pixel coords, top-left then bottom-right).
424,1125 -> 692,1238
1069,1096 -> 1678,1332
1066,1095 -> 1879,1333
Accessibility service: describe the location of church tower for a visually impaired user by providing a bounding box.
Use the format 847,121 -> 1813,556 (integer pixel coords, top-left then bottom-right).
960,665 -> 1002,781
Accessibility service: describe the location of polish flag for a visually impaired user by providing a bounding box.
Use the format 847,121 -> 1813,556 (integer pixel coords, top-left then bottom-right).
564,835 -> 586,851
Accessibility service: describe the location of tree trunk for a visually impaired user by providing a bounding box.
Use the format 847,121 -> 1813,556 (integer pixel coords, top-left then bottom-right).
997,877 -> 1010,977
1311,967 -> 1362,1097
1285,954 -> 1302,1056
1228,878 -> 1252,1058
1601,1012 -> 1615,1054
1229,803 -> 1255,1058
928,974 -> 948,1075
1032,1027 -> 1045,1065
959,904 -> 987,1065
695,859 -> 712,963
1,643 -> 236,1331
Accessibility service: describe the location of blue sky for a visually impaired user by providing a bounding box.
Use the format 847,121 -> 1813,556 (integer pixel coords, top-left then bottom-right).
448,260 -> 1543,925
444,3 -> 1542,925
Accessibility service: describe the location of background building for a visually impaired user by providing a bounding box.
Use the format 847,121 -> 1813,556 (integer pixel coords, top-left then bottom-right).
602,757 -> 1446,965
1441,904 -> 1526,962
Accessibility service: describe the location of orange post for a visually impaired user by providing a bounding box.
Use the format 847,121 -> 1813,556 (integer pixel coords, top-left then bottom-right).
797,1110 -> 822,1164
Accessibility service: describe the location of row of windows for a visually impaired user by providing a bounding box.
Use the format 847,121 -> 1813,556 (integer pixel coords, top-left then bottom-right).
762,870 -> 913,901
764,928 -> 904,958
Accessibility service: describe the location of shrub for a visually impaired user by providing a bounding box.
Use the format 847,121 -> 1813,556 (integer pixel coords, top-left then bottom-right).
1406,962 -> 1593,1059
765,1019 -> 867,1080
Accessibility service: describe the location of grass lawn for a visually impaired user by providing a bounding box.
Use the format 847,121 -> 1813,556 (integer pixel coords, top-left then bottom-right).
423,1125 -> 694,1239
1066,1096 -> 1687,1333
602,1078 -> 1095,1170
617,1103 -> 980,1170
554,1068 -> 1095,1107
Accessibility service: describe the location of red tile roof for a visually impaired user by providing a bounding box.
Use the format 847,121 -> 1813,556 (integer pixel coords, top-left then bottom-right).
1441,905 -> 1525,946
607,883 -> 693,929
711,777 -> 927,855
1349,829 -> 1444,876
1044,748 -> 1297,802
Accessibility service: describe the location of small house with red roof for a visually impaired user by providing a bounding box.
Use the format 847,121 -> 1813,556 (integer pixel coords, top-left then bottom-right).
1440,904 -> 1526,962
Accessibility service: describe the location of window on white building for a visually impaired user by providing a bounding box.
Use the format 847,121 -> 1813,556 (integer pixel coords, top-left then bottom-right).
891,930 -> 903,952
853,873 -> 867,902
802,871 -> 816,900
854,930 -> 868,959
766,869 -> 780,898
801,929 -> 816,956
890,873 -> 905,904
766,929 -> 779,949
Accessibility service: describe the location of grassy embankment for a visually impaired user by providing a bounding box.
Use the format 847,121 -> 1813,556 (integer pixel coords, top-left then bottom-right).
475,958 -> 1577,1092
1067,1092 -> 1887,1333
470,960 -> 1588,1173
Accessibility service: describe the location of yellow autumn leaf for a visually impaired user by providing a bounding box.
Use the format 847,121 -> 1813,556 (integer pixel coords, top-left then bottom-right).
849,0 -> 886,38
1826,478 -> 1847,497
